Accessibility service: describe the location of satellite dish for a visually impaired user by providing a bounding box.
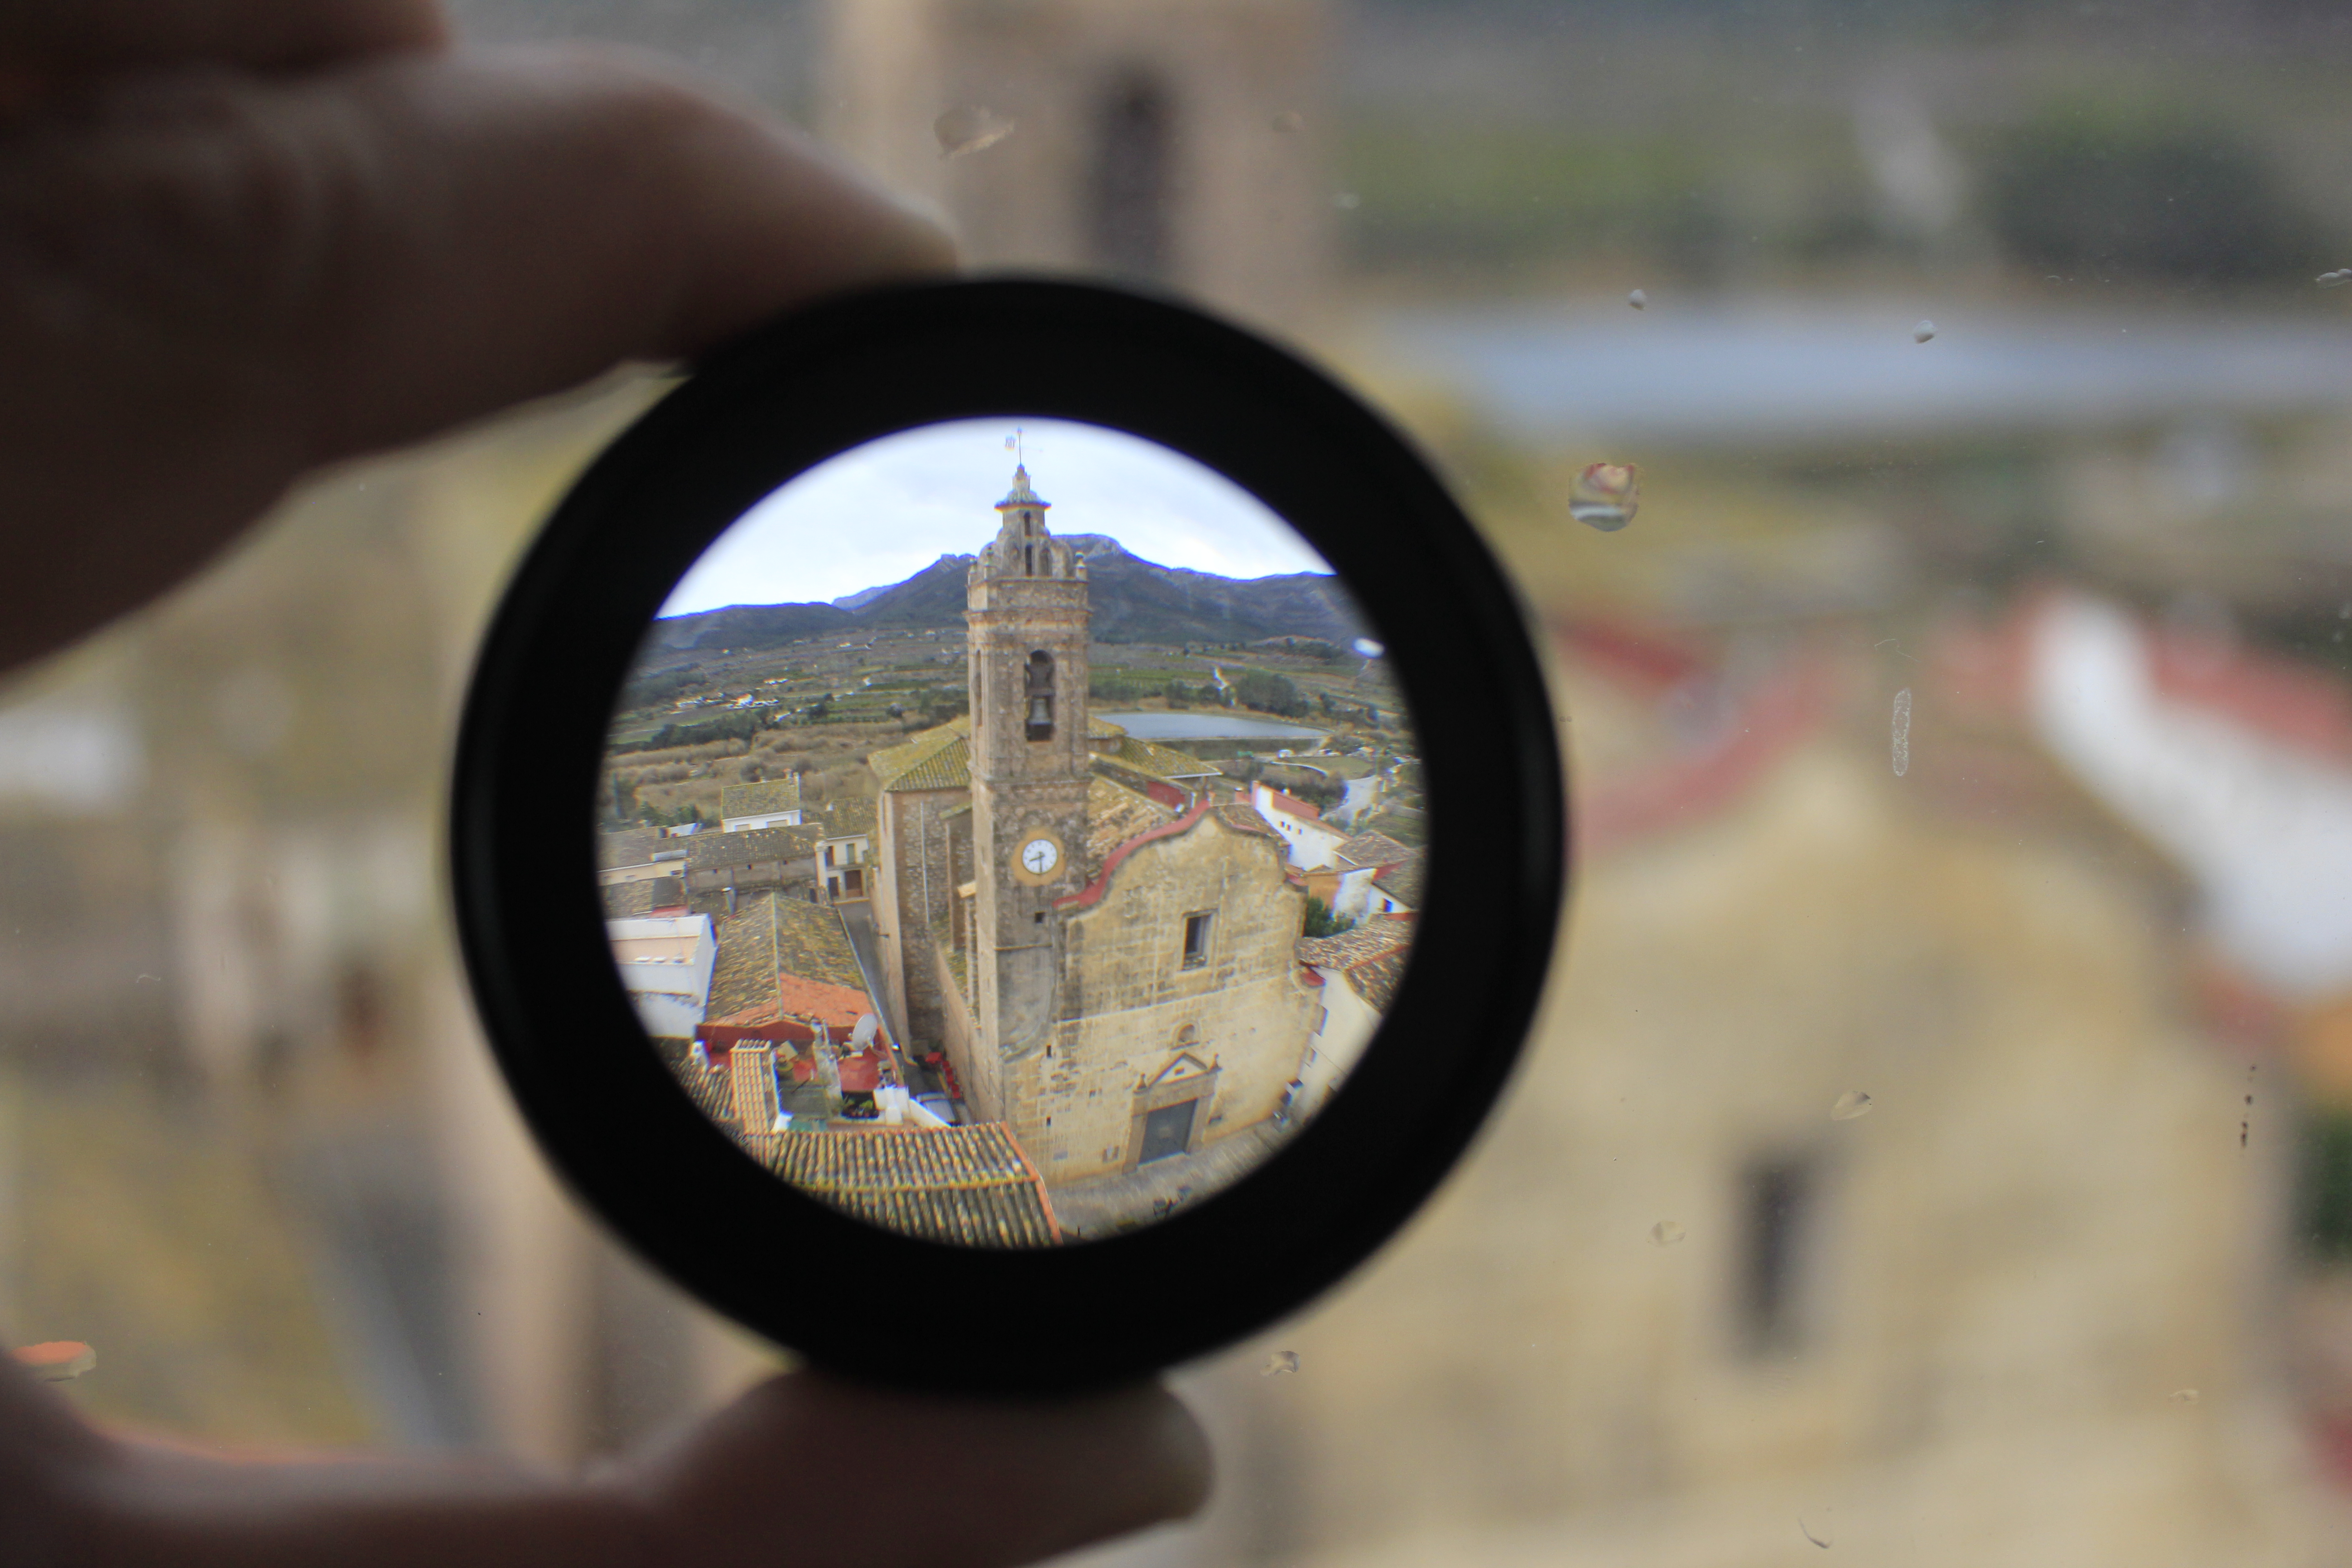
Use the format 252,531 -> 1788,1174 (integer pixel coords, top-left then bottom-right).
851,1013 -> 879,1048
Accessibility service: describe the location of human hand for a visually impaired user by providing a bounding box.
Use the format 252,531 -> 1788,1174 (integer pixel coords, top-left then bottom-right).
7,1359 -> 1210,1568
0,5 -> 1208,1565
0,0 -> 955,675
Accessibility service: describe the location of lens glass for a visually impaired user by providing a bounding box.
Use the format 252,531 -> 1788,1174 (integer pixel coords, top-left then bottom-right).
598,419 -> 1421,1245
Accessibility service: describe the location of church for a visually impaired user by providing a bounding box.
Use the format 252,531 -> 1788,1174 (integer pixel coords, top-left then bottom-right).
870,466 -> 1327,1222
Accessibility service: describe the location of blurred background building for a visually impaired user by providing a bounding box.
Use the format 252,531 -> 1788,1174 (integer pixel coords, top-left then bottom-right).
11,0 -> 2352,1563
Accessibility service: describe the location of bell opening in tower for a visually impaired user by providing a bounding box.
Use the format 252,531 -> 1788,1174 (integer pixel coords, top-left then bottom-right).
1025,651 -> 1057,741
601,416 -> 1420,1247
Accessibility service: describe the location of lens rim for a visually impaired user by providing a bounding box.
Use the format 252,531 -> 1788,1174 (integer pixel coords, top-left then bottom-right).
451,276 -> 1567,1393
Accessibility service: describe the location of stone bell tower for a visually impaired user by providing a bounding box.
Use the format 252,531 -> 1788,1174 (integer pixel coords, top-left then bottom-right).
967,466 -> 1092,1063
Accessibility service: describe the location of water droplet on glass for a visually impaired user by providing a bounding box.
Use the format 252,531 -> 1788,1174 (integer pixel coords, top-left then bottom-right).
1627,288 -> 1648,309
935,105 -> 1015,159
1351,637 -> 1384,658
1891,687 -> 1912,777
2318,270 -> 2352,289
1271,110 -> 1305,134
1651,1220 -> 1685,1246
2170,1387 -> 2200,1404
1569,462 -> 1640,532
1912,319 -> 1937,343
1831,1089 -> 1874,1121
1333,191 -> 1361,211
1262,1350 -> 1300,1376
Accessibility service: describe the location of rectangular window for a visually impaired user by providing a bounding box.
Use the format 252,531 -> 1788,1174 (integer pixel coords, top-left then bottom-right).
1739,1158 -> 1813,1356
1181,912 -> 1212,969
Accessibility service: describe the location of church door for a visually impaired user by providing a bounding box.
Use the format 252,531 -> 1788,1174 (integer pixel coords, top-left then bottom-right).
1137,1099 -> 1197,1165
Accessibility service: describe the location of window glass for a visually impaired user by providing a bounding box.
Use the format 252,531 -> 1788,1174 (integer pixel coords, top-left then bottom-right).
10,5 -> 2352,1563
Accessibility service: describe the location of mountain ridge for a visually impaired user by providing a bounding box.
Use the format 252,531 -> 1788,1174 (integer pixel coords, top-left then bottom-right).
653,536 -> 1357,652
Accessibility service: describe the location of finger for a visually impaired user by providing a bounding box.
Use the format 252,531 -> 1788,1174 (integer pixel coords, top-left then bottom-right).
0,0 -> 446,88
622,1372 -> 1213,1568
0,46 -> 954,675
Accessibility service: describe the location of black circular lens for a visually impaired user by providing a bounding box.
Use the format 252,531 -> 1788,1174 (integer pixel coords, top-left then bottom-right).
451,277 -> 1566,1393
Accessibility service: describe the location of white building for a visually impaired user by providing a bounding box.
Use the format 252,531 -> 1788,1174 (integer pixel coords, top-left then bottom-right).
606,913 -> 716,1041
719,778 -> 805,833
1252,780 -> 1349,870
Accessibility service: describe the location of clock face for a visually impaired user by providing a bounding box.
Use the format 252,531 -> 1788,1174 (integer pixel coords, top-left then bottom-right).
1021,837 -> 1060,874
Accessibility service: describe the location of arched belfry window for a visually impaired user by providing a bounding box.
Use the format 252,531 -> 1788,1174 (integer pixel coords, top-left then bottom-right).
1088,73 -> 1172,279
1024,651 -> 1056,741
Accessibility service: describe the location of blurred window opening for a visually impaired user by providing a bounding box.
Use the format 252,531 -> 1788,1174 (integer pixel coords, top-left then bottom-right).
1739,1157 -> 1813,1356
1090,73 -> 1174,279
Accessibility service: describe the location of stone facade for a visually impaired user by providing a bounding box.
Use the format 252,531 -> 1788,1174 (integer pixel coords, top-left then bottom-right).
873,465 -> 1324,1218
1014,804 -> 1313,1179
872,783 -> 970,1051
819,0 -> 1333,334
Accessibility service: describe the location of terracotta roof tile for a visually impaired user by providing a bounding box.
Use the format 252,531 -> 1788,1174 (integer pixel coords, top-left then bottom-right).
821,797 -> 877,837
1295,916 -> 1414,973
1335,830 -> 1413,871
772,897 -> 867,993
705,891 -> 781,1023
1212,803 -> 1283,839
1347,945 -> 1408,1011
597,827 -> 663,869
771,1123 -> 1060,1247
1258,787 -> 1323,822
601,876 -> 683,917
869,717 -> 969,789
1085,774 -> 1176,869
1372,853 -> 1425,907
873,722 -> 971,793
687,823 -> 818,869
720,778 -> 802,819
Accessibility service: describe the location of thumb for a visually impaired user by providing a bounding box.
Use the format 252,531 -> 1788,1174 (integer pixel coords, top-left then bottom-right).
620,1370 -> 1213,1568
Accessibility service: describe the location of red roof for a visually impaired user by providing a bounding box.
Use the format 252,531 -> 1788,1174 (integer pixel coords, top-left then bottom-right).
838,1050 -> 884,1094
1258,786 -> 1323,821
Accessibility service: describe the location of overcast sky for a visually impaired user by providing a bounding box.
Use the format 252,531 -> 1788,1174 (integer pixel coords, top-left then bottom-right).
657,417 -> 1334,618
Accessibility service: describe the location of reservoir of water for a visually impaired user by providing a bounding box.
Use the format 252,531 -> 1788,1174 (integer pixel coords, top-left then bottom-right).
1100,711 -> 1329,745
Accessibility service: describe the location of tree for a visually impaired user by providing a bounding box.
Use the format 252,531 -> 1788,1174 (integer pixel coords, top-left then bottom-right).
1302,897 -> 1356,939
1233,668 -> 1310,718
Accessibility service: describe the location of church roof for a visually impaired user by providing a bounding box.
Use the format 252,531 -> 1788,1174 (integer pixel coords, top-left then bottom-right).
774,1124 -> 1060,1247
1211,803 -> 1284,841
720,778 -> 802,818
995,464 -> 1049,512
871,718 -> 971,793
1109,735 -> 1220,780
1086,774 -> 1178,869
